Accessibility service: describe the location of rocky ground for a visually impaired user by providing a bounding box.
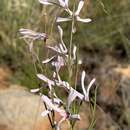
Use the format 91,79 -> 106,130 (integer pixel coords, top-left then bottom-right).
0,55 -> 130,130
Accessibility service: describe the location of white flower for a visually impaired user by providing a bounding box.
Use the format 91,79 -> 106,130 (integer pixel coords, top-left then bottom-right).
52,56 -> 65,72
55,72 -> 70,91
19,28 -> 47,41
81,71 -> 96,101
37,74 -> 55,90
67,87 -> 84,109
41,94 -> 80,130
66,71 -> 96,109
39,0 -> 91,24
42,55 -> 65,72
39,0 -> 71,14
53,97 -> 64,106
39,0 -> 68,7
47,25 -> 68,55
19,28 -> 47,51
56,0 -> 92,23
41,95 -> 67,117
42,26 -> 68,72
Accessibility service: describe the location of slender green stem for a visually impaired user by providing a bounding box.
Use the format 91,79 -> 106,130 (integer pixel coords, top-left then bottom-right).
68,2 -> 76,85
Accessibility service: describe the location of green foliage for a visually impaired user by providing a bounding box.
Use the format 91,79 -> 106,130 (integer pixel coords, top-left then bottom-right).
69,0 -> 130,52
0,0 -> 40,88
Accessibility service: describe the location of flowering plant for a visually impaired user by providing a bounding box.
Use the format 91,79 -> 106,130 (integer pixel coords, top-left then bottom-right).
19,0 -> 96,130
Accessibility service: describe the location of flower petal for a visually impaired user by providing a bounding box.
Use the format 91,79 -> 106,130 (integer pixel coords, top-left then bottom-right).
55,79 -> 70,91
47,45 -> 61,53
39,0 -> 53,5
76,16 -> 92,23
58,0 -> 66,7
57,25 -> 63,40
56,17 -> 71,23
59,43 -> 68,54
30,88 -> 40,93
65,0 -> 69,7
52,56 -> 65,72
67,87 -> 84,109
29,41 -> 33,52
78,60 -> 82,65
69,114 -> 80,121
67,89 -> 77,109
81,70 -> 87,98
37,74 -> 55,86
19,28 -> 47,40
72,45 -> 77,60
56,117 -> 66,130
75,0 -> 84,16
54,97 -> 63,106
42,56 -> 55,64
72,26 -> 76,34
85,78 -> 96,101
41,95 -> 66,117
41,110 -> 50,117
57,26 -> 68,53
19,28 -> 33,35
81,70 -> 96,101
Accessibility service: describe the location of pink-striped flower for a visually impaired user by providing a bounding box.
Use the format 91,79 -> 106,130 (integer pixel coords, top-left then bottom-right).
19,28 -> 47,51
39,0 -> 72,15
41,94 -> 80,130
66,71 -> 96,109
39,0 -> 91,24
37,73 -> 55,90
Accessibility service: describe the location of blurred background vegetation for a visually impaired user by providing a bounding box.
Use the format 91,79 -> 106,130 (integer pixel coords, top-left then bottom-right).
0,0 -> 130,88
